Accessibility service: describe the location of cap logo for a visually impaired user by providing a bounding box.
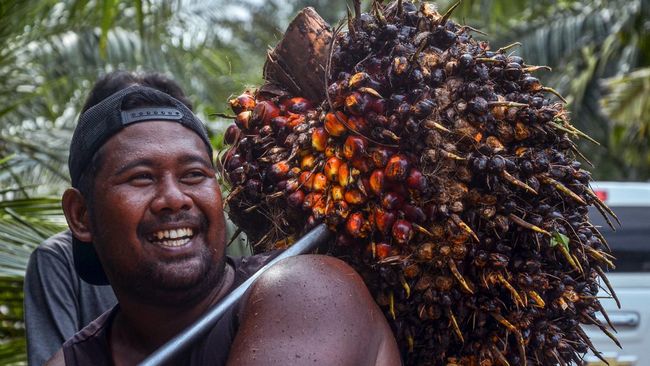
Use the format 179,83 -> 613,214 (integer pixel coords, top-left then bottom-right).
121,107 -> 183,125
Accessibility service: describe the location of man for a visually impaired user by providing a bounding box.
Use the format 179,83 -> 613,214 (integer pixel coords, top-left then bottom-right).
23,72 -> 250,365
45,72 -> 400,365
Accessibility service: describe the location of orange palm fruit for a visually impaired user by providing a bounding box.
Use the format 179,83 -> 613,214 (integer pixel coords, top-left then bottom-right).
301,154 -> 317,170
344,188 -> 366,205
331,185 -> 345,201
324,157 -> 342,181
302,192 -> 323,211
312,173 -> 328,193
374,208 -> 396,235
286,113 -> 306,129
371,147 -> 393,168
252,100 -> 280,126
268,161 -> 290,182
229,93 -> 256,114
375,242 -> 392,260
348,72 -> 370,89
338,163 -> 355,187
324,111 -> 348,137
311,127 -> 329,152
369,169 -> 386,196
345,92 -> 367,116
235,111 -> 252,130
299,171 -> 315,191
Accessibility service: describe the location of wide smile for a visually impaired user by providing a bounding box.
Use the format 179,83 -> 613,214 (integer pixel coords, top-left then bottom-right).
146,227 -> 196,248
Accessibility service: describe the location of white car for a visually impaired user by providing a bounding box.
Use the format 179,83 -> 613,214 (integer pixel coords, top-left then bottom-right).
583,182 -> 650,366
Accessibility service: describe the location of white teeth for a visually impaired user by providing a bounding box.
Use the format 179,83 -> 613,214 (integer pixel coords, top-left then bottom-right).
149,227 -> 194,243
158,238 -> 191,247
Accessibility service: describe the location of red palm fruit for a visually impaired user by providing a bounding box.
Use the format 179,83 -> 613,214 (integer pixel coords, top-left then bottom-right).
346,212 -> 370,238
343,135 -> 367,161
385,154 -> 410,181
375,242 -> 392,260
331,185 -> 345,201
345,92 -> 367,115
324,157 -> 342,181
351,156 -> 373,174
224,124 -> 240,145
312,173 -> 328,193
302,192 -> 323,211
252,100 -> 280,126
286,113 -> 305,129
381,191 -> 404,210
229,93 -> 256,114
374,208 -> 397,235
268,161 -> 290,182
392,219 -> 413,245
286,190 -> 305,208
282,97 -> 312,114
344,188 -> 366,205
402,204 -> 427,223
276,180 -> 288,192
311,127 -> 328,152
301,154 -> 316,170
324,111 -> 348,137
299,171 -> 315,191
369,169 -> 386,196
348,116 -> 370,134
371,147 -> 393,168
235,111 -> 252,130
406,168 -> 427,192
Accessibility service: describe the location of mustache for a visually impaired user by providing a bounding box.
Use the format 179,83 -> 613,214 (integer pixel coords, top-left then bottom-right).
138,212 -> 208,235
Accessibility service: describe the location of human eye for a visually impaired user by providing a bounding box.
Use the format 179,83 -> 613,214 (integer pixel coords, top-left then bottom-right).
181,170 -> 209,184
128,172 -> 154,186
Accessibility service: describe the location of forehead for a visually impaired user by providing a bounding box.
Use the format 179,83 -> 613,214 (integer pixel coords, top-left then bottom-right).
98,121 -> 211,167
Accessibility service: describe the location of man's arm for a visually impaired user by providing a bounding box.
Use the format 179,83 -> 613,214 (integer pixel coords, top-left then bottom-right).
227,255 -> 401,366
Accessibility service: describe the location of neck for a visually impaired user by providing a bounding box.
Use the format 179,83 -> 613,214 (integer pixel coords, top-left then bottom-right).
110,264 -> 234,363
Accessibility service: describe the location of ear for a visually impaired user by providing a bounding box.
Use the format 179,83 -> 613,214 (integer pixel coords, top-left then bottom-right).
62,188 -> 93,242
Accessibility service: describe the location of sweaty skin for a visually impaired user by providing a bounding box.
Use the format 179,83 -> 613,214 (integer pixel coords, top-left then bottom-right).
228,255 -> 401,366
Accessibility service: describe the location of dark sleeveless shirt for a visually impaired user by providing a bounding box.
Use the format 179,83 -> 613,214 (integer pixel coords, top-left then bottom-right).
61,253 -> 278,366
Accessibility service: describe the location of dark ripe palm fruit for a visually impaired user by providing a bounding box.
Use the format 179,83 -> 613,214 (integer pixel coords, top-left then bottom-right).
229,92 -> 256,114
311,127 -> 328,152
343,135 -> 367,160
406,168 -> 427,193
224,124 -> 240,145
392,219 -> 413,245
225,4 -> 617,365
286,190 -> 305,208
384,154 -> 410,181
324,111 -> 348,136
252,100 -> 281,126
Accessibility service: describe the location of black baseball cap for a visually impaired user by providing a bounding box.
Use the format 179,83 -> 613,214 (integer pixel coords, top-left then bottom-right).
69,85 -> 213,285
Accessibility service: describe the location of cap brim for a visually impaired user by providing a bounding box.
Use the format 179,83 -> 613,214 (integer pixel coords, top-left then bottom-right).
72,237 -> 110,285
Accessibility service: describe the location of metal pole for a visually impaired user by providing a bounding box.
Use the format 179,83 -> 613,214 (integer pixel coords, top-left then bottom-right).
138,223 -> 331,366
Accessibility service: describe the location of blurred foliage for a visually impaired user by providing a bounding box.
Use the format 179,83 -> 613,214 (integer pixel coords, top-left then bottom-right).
0,0 -> 647,364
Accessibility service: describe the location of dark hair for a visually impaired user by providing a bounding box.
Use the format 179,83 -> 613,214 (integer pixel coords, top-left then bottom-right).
76,71 -> 194,204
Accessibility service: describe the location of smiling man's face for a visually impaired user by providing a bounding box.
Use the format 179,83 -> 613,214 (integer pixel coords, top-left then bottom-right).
87,121 -> 226,305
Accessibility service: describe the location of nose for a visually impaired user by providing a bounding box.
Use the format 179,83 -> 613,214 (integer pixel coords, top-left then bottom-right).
150,175 -> 193,214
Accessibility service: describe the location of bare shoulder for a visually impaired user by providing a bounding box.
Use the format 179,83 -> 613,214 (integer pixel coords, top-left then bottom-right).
45,348 -> 65,366
227,254 -> 401,366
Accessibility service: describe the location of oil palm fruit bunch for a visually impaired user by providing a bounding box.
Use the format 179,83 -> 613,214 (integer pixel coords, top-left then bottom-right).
222,1 -> 620,365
